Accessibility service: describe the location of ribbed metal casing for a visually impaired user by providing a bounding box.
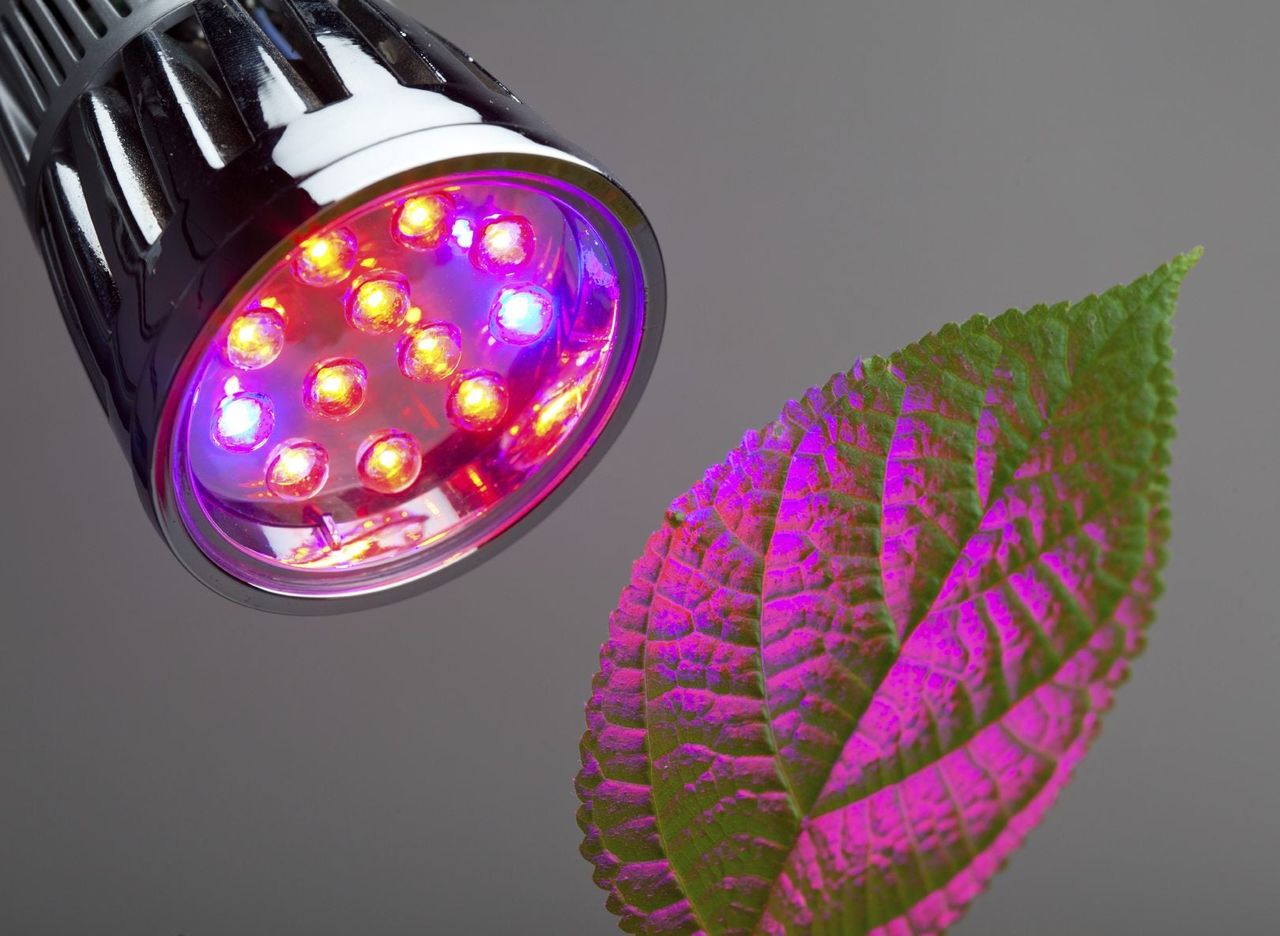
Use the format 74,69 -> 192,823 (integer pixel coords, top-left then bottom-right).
0,0 -> 665,611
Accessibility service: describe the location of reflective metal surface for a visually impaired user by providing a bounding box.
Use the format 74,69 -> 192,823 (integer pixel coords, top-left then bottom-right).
0,0 -> 665,611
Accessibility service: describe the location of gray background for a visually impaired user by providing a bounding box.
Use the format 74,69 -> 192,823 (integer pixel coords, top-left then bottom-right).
1,0 -> 1276,933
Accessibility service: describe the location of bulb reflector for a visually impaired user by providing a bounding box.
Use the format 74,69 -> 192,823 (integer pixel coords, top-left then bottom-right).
170,172 -> 650,601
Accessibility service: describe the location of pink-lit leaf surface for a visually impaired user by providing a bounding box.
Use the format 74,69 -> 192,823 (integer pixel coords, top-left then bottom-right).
577,253 -> 1196,935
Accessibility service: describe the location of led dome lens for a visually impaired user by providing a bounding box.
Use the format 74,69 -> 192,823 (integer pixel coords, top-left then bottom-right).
472,214 -> 534,274
292,228 -> 358,287
447,369 -> 510,431
394,194 -> 454,250
266,440 -> 331,501
225,307 -> 286,370
303,358 -> 369,419
212,391 -> 274,452
2,0 -> 664,611
357,429 -> 423,494
489,285 -> 555,346
398,322 -> 463,382
346,270 -> 411,335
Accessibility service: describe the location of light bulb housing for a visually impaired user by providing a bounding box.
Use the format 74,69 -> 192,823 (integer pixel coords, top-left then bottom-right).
0,0 -> 664,612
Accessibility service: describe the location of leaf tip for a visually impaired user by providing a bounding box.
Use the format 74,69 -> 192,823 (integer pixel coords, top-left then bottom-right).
1169,246 -> 1204,280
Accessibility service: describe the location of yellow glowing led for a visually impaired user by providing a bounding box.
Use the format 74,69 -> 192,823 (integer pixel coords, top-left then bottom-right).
397,322 -> 462,382
292,228 -> 358,286
225,308 -> 286,370
394,194 -> 452,248
357,429 -> 422,494
346,271 -> 410,334
405,306 -> 423,326
303,358 -> 367,418
447,370 -> 509,431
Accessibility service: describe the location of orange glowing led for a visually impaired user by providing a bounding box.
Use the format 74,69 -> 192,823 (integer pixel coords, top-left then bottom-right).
265,440 -> 330,501
357,429 -> 422,494
447,369 -> 509,431
397,322 -> 463,382
393,194 -> 453,249
346,270 -> 411,334
303,358 -> 368,418
292,228 -> 358,286
225,307 -> 286,370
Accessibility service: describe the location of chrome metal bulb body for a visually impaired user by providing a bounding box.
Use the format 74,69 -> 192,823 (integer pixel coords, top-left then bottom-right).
0,0 -> 664,611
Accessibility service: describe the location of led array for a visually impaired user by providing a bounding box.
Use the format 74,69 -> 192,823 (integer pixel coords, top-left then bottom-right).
210,193 -> 555,505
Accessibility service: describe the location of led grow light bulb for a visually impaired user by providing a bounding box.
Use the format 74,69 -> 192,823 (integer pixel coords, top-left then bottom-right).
0,0 -> 664,611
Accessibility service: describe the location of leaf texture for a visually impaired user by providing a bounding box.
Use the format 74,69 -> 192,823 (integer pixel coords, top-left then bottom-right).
576,253 -> 1196,935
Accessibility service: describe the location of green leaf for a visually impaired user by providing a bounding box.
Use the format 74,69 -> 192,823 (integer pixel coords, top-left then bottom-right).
577,252 -> 1197,935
